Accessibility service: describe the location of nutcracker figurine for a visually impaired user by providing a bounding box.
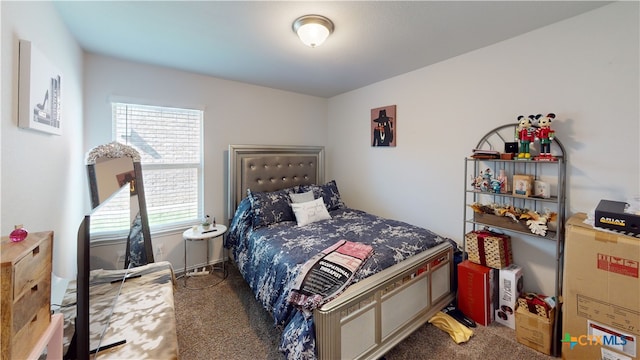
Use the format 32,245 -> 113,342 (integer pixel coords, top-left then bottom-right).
516,115 -> 535,160
534,113 -> 557,161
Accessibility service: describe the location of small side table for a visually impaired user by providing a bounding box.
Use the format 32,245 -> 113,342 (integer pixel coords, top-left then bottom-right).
182,224 -> 228,289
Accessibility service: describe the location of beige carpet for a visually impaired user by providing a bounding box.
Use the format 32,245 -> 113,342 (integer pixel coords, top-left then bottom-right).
174,265 -> 557,360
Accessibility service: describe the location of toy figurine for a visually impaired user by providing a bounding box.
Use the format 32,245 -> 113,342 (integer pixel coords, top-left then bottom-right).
490,179 -> 502,193
516,115 -> 535,160
534,113 -> 557,161
471,169 -> 493,192
471,174 -> 482,190
481,168 -> 493,192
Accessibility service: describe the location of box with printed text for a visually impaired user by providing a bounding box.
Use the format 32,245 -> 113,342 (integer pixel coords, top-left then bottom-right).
595,199 -> 640,236
494,264 -> 523,329
562,213 -> 639,360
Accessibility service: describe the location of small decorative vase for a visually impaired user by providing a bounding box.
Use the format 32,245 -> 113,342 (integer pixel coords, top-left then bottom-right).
202,215 -> 212,231
9,225 -> 28,242
498,169 -> 508,193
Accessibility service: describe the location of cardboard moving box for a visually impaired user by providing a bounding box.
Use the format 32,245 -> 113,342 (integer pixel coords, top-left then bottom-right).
516,306 -> 555,355
562,213 -> 640,360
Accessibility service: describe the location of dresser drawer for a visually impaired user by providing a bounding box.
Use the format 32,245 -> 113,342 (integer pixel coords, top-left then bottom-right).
13,276 -> 50,334
10,303 -> 50,360
13,238 -> 52,299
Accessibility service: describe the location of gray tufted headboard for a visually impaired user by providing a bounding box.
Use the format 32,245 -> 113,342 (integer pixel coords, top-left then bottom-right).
227,145 -> 325,220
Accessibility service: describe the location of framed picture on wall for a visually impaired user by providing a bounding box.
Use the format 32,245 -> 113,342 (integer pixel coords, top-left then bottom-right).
371,105 -> 396,147
513,174 -> 534,196
18,40 -> 62,135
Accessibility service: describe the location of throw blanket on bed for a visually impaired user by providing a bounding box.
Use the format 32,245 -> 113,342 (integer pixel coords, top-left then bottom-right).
288,240 -> 373,311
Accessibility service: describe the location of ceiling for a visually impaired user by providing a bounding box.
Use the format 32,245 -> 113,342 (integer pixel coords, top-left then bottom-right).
53,1 -> 610,98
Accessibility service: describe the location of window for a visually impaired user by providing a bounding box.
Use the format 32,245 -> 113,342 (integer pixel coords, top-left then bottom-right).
91,103 -> 203,236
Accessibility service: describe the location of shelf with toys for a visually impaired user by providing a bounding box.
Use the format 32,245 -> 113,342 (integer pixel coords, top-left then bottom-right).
464,116 -> 566,242
464,156 -> 565,240
462,115 -> 566,357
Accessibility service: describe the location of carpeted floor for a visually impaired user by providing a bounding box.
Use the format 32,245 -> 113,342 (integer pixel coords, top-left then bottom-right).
174,265 -> 557,360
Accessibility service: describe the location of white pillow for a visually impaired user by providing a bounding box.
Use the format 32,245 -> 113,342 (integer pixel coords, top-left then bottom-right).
291,198 -> 331,226
289,190 -> 314,204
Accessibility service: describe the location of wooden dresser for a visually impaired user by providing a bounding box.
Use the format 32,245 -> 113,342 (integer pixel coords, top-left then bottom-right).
1,231 -> 53,360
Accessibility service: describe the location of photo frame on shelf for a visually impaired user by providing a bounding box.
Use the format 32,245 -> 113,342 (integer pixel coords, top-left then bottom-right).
513,174 -> 534,196
534,180 -> 551,199
18,40 -> 62,135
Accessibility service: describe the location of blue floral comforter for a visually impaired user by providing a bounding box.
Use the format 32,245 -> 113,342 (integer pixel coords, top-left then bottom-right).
225,198 -> 451,359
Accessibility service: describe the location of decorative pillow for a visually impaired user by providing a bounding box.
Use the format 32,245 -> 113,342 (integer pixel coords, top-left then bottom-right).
298,180 -> 345,211
290,190 -> 314,204
247,187 -> 297,228
291,198 -> 332,226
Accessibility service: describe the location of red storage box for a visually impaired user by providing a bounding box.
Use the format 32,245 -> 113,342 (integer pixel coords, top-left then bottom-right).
457,260 -> 497,326
465,230 -> 513,269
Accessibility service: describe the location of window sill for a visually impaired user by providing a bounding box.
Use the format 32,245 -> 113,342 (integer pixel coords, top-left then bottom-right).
90,223 -> 196,245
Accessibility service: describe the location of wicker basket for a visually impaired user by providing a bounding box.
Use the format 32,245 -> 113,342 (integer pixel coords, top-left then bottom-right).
465,229 -> 513,269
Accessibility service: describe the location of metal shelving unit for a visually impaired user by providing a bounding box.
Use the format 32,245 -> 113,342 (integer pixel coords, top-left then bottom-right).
463,123 -> 566,357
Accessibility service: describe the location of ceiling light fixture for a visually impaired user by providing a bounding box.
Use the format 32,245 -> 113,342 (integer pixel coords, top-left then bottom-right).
292,14 -> 334,48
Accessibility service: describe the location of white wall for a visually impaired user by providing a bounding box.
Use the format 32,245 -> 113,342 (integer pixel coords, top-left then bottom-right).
2,1 -> 637,294
84,54 -> 328,271
1,1 -> 85,278
327,2 -> 639,295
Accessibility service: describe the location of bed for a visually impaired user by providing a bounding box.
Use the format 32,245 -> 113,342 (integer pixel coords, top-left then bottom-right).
226,145 -> 456,360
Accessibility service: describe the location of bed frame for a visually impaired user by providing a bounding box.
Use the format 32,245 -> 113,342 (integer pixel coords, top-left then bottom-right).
228,145 -> 455,360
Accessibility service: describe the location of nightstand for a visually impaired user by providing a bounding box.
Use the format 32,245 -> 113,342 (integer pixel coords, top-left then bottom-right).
182,224 -> 227,289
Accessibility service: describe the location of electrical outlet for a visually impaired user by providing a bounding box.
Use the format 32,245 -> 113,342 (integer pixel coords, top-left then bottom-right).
156,244 -> 164,261
116,250 -> 125,265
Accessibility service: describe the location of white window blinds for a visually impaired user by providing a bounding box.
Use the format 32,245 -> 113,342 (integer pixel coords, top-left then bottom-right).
90,103 -> 203,235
